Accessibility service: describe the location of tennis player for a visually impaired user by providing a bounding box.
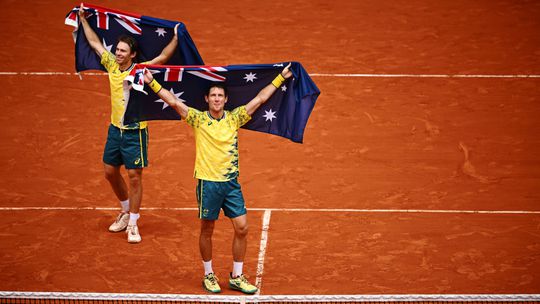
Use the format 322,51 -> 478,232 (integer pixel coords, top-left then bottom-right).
78,4 -> 180,243
142,65 -> 292,293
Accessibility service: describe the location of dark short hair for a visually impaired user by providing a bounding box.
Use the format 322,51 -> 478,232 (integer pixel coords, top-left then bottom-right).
117,35 -> 139,55
206,82 -> 228,97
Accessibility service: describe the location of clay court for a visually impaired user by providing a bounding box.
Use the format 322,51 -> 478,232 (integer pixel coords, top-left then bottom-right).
1,0 -> 539,300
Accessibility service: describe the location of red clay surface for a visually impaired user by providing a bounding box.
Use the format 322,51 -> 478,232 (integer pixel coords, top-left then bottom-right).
1,0 -> 540,296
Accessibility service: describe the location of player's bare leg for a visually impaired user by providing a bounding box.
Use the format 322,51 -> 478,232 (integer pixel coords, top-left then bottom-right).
200,220 -> 221,292
228,214 -> 257,294
200,219 -> 215,261
126,168 -> 143,243
230,214 -> 248,263
104,164 -> 128,201
126,168 -> 143,213
104,164 -> 130,232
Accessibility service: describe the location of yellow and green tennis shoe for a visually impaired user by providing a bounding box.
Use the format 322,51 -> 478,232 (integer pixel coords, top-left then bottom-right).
202,273 -> 221,293
229,273 -> 258,294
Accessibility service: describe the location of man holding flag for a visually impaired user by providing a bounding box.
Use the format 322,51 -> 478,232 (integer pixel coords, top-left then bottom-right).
141,64 -> 292,294
77,4 -> 181,243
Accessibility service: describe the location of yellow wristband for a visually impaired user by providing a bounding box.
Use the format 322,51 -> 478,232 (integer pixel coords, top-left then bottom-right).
271,74 -> 285,88
148,79 -> 162,93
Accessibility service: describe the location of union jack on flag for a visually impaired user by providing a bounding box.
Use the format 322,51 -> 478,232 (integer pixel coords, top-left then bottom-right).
64,3 -> 204,72
123,62 -> 320,143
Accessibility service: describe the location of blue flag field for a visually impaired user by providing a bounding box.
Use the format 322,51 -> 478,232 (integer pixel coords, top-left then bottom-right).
123,63 -> 320,143
64,3 -> 204,71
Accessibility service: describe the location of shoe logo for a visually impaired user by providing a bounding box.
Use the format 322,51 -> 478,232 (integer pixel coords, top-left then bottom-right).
134,158 -> 141,165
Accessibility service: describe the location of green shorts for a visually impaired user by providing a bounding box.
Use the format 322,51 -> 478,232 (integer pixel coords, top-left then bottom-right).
196,178 -> 247,220
103,124 -> 148,169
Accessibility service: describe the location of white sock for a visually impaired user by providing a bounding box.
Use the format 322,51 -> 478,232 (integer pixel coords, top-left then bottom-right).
128,212 -> 140,226
203,260 -> 213,275
232,261 -> 243,278
120,199 -> 129,213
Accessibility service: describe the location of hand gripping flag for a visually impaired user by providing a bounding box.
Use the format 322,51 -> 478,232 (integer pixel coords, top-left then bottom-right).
123,62 -> 320,143
64,3 -> 204,71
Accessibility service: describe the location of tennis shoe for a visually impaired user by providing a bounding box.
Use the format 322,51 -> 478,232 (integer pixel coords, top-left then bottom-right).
108,212 -> 129,232
126,224 -> 141,243
202,273 -> 221,293
229,273 -> 257,294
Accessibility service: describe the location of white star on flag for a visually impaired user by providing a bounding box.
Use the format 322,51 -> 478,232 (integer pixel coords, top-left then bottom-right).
243,72 -> 257,82
155,28 -> 167,37
263,109 -> 277,122
148,69 -> 161,75
102,38 -> 113,52
281,85 -> 287,92
154,88 -> 185,110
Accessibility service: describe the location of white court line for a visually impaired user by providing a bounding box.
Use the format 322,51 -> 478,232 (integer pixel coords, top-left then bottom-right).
255,209 -> 272,294
263,208 -> 540,214
0,206 -> 539,214
1,71 -> 540,78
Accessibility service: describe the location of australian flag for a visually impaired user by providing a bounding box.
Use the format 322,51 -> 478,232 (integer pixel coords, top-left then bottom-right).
64,3 -> 204,71
123,62 -> 320,143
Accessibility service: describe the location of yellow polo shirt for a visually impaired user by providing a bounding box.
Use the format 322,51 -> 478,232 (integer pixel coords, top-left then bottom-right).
101,51 -> 147,129
185,106 -> 251,181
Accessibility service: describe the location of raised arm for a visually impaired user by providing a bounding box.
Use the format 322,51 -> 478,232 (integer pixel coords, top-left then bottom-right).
143,69 -> 189,119
146,24 -> 179,65
78,3 -> 106,57
245,63 -> 293,116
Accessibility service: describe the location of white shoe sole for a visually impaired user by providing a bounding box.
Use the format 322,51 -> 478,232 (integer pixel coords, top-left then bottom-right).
128,237 -> 142,243
109,226 -> 128,232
